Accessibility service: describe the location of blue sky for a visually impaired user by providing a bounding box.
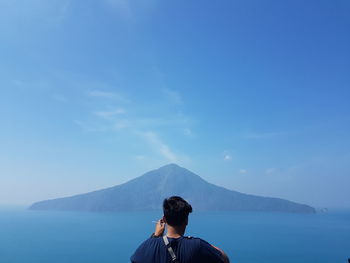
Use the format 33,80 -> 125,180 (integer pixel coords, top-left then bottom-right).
1,0 -> 349,208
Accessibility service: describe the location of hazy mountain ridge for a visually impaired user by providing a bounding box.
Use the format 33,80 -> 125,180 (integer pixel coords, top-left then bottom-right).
29,164 -> 315,213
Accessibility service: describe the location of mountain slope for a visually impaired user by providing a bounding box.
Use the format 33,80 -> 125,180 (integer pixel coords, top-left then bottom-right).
29,164 -> 315,213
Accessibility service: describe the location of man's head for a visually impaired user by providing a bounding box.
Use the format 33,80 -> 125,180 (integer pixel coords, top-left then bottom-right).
163,196 -> 193,227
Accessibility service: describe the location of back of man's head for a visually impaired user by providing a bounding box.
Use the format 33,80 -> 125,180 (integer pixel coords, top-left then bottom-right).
163,196 -> 193,226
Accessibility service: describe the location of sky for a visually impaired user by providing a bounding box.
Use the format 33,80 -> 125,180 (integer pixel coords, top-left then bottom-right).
0,0 -> 349,208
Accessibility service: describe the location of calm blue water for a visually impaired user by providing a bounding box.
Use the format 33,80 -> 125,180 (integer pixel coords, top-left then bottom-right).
0,207 -> 349,263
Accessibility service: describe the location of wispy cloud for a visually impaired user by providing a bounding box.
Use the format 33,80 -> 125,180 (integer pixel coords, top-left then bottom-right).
94,108 -> 126,120
224,154 -> 232,161
77,72 -> 192,163
139,131 -> 178,162
239,169 -> 247,174
83,105 -> 191,162
223,150 -> 233,161
88,90 -> 129,103
80,104 -> 182,162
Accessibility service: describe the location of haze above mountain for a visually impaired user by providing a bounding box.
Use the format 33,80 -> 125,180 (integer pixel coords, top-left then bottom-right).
30,164 -> 315,213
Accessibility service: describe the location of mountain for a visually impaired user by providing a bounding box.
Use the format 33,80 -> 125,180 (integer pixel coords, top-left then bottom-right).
29,164 -> 315,213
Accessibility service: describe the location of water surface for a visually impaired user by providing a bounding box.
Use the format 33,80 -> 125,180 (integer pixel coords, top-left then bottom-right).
0,207 -> 349,263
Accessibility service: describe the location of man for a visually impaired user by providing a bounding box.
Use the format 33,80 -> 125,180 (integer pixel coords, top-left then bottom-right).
131,196 -> 230,263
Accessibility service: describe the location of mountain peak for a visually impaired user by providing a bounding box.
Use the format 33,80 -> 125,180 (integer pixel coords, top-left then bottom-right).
155,163 -> 192,176
158,163 -> 183,170
141,163 -> 203,184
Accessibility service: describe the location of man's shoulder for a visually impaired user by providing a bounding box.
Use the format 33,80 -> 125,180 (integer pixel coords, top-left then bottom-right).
145,236 -> 202,248
182,236 -> 224,263
130,237 -> 163,262
140,237 -> 163,246
178,236 -> 211,250
183,236 -> 209,244
137,236 -> 211,249
178,236 -> 203,245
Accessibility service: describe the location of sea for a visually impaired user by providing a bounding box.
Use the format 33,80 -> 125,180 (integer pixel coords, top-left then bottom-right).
0,207 -> 349,263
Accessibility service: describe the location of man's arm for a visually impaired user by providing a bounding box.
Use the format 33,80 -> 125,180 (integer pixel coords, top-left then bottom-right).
211,245 -> 230,263
199,239 -> 230,263
153,218 -> 165,237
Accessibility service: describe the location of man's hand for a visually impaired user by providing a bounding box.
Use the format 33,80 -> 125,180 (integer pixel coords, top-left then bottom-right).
153,218 -> 165,237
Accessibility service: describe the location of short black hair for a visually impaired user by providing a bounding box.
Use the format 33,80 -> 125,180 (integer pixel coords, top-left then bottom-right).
163,196 -> 193,226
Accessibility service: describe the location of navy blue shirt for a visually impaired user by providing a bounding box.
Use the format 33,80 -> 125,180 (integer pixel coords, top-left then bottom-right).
130,236 -> 224,263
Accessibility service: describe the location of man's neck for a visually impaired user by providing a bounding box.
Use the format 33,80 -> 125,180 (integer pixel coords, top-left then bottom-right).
166,224 -> 186,238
